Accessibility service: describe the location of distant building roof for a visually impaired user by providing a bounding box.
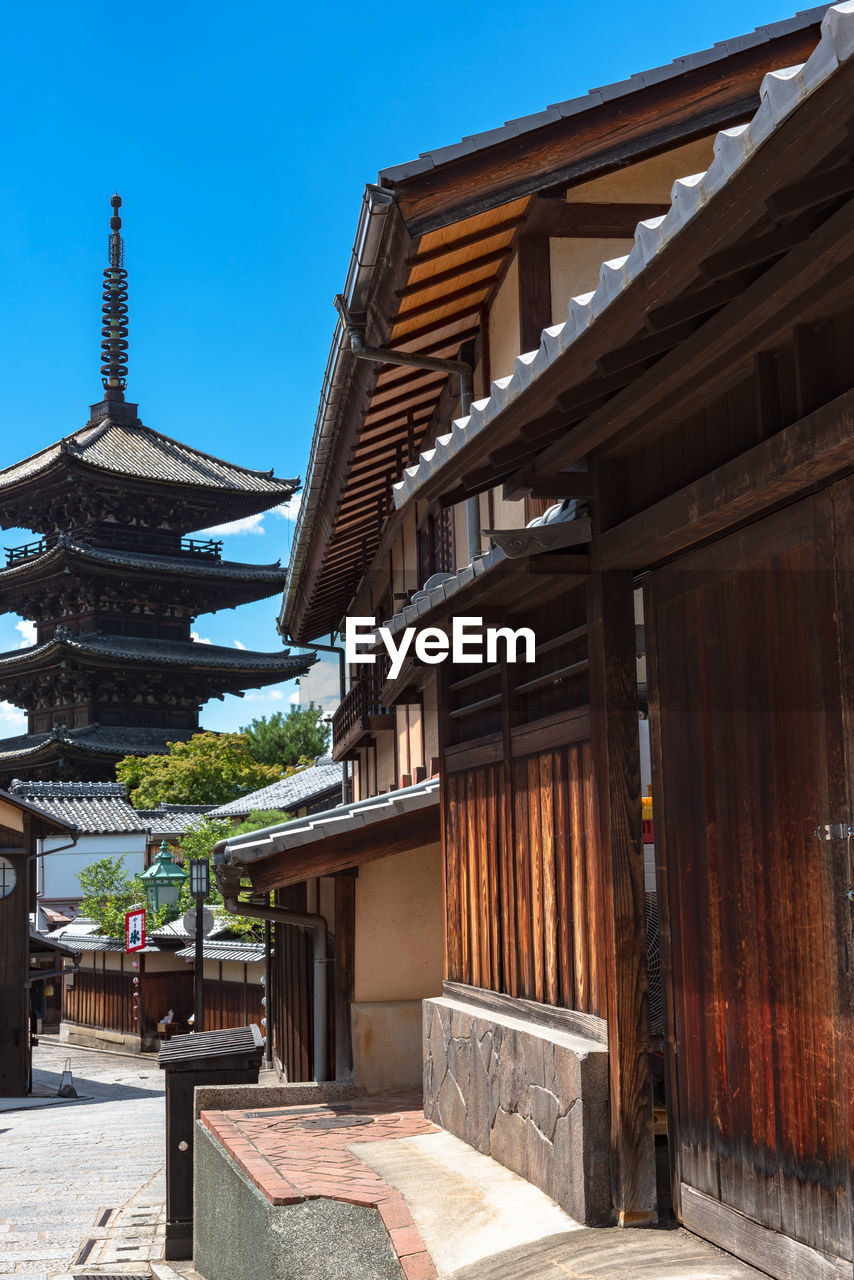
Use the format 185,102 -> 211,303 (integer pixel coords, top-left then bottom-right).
49,917 -> 168,953
0,724 -> 197,770
0,631 -> 314,677
8,779 -> 148,835
136,804 -> 216,840
209,757 -> 343,818
175,939 -> 265,964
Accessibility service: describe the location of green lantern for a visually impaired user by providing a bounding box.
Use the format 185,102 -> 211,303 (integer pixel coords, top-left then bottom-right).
140,841 -> 187,913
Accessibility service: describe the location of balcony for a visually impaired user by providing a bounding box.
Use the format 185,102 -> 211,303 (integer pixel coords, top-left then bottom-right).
4,529 -> 223,567
332,665 -> 395,761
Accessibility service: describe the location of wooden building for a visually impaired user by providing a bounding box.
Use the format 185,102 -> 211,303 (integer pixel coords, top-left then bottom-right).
219,6 -> 854,1273
0,195 -> 314,785
0,788 -> 75,1095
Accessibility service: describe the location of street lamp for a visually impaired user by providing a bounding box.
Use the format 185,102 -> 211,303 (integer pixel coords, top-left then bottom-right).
140,841 -> 187,914
189,858 -> 210,1034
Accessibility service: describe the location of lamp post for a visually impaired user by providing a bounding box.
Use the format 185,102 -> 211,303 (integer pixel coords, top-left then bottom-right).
189,859 -> 209,1034
140,841 -> 187,914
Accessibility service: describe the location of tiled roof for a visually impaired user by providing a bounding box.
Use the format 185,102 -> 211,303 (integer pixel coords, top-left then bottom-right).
137,804 -> 216,838
0,538 -> 286,587
0,419 -> 298,495
220,777 -> 440,865
379,7 -> 829,184
393,4 -> 854,507
48,918 -> 166,953
208,758 -> 343,818
0,631 -> 315,676
0,724 -> 196,764
8,779 -> 148,834
175,939 -> 265,963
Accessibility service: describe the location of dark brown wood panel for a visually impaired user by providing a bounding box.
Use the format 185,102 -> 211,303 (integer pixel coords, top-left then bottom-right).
647,493 -> 854,1274
443,741 -> 604,1014
202,975 -> 264,1031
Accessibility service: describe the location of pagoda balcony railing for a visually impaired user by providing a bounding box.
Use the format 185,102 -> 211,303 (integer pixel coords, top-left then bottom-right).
4,528 -> 223,567
332,660 -> 394,761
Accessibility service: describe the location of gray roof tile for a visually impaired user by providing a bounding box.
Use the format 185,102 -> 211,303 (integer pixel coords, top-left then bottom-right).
9,779 -> 148,833
0,420 -> 297,495
0,631 -> 315,676
209,758 -> 343,818
0,539 -> 286,586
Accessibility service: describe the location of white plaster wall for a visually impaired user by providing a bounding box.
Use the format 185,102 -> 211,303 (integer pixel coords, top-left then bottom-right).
488,255 -> 520,381
40,832 -> 147,902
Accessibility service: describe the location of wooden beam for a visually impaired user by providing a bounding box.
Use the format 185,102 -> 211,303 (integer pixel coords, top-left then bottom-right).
600,385 -> 854,569
766,157 -> 854,219
534,200 -> 670,238
396,247 -> 509,300
396,280 -> 492,325
587,565 -> 657,1224
697,209 -> 820,281
595,321 -> 697,376
526,553 -> 590,576
517,235 -> 552,353
644,268 -> 755,332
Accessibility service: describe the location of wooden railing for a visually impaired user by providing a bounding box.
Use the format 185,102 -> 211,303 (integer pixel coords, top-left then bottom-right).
5,528 -> 223,566
332,660 -> 394,759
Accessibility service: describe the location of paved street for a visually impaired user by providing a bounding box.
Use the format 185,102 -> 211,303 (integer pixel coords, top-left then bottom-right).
0,1041 -> 168,1279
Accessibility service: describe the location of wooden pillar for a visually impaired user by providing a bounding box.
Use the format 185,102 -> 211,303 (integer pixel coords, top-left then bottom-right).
517,235 -> 552,354
0,817 -> 30,1097
333,874 -> 355,1081
587,566 -> 657,1224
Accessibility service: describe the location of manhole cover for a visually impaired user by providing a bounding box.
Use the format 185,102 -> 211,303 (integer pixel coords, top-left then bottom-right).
300,1115 -> 374,1131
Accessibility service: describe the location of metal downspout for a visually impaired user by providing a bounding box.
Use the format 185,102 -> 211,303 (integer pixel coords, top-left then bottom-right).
213,849 -> 329,1081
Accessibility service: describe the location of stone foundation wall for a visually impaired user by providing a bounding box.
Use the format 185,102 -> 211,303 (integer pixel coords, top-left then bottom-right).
423,991 -> 610,1224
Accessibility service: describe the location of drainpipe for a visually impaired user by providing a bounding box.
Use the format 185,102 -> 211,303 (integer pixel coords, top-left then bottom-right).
333,294 -> 482,575
213,851 -> 329,1082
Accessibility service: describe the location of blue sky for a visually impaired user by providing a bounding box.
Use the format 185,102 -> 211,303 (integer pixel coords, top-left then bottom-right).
0,0 -> 810,735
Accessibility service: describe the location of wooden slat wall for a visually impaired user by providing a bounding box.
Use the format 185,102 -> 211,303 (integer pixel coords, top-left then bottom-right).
202,976 -> 264,1031
444,738 -> 605,1015
272,884 -> 314,1082
64,967 -> 137,1035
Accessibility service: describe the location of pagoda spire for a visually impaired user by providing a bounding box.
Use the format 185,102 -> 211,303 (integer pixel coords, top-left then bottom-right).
100,193 -> 129,402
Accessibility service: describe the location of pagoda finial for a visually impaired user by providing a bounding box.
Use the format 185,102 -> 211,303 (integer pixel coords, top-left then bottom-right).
100,193 -> 129,402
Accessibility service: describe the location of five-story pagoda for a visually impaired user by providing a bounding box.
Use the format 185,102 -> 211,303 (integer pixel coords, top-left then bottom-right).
0,195 -> 314,784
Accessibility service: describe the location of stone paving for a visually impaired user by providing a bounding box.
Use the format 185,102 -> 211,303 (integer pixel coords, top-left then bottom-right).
0,1041 -> 166,1279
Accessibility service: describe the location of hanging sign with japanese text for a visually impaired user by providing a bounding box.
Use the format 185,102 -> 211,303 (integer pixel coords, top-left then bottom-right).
125,907 -> 146,953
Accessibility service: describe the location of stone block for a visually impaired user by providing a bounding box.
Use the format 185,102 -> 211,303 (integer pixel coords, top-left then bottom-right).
437,1067 -> 467,1139
529,1084 -> 559,1141
523,1031 -> 546,1090
490,1107 -> 529,1181
579,1047 -> 609,1109
464,1033 -> 491,1154
496,1028 -> 528,1116
525,1117 -> 555,1201
449,1005 -> 471,1038
552,1043 -> 582,1108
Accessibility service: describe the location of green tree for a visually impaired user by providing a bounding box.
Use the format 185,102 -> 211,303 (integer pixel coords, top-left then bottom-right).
78,854 -> 171,939
241,705 -> 330,769
173,813 -> 292,941
116,732 -> 281,808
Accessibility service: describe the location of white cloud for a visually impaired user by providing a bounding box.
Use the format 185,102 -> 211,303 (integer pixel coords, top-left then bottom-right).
16,619 -> 36,649
234,639 -> 247,650
0,701 -> 26,728
243,688 -> 284,702
275,493 -> 302,523
191,631 -> 212,645
294,656 -> 341,718
199,513 -> 266,537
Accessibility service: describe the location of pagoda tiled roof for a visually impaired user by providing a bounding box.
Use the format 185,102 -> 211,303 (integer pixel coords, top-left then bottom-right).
0,725 -> 197,763
0,537 -> 287,587
0,631 -> 315,676
0,417 -> 298,496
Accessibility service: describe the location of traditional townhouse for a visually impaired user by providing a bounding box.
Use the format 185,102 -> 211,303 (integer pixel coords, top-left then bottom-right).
215,7 -> 854,1272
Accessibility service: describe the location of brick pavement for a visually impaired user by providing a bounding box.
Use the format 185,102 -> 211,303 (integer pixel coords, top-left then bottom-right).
0,1041 -> 166,1279
200,1091 -> 441,1280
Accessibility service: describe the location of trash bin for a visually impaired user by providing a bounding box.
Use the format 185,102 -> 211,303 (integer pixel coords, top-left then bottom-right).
158,1024 -> 264,1259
